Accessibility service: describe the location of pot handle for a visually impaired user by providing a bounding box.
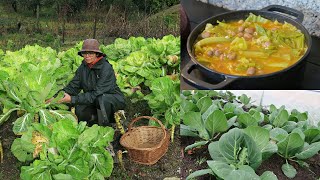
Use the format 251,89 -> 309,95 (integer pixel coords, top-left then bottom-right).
261,5 -> 304,23
181,61 -> 237,89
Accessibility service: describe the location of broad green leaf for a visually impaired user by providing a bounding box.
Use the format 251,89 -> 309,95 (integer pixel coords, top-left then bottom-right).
238,113 -> 258,127
89,149 -> 114,177
49,110 -> 77,122
291,128 -> 305,140
261,142 -> 278,160
277,133 -> 304,158
180,124 -> 198,137
273,109 -> 289,127
282,121 -> 297,133
237,165 -> 258,176
185,141 -> 209,151
289,109 -> 308,122
243,134 -> 262,169
218,128 -> 244,163
89,172 -> 104,180
202,103 -> 219,121
52,174 -> 73,180
225,169 -> 260,180
32,123 -> 52,139
186,169 -> 213,180
281,163 -> 297,178
207,160 -> 235,179
78,125 -> 99,151
297,121 -> 308,128
13,113 -> 34,135
238,94 -> 251,105
208,141 -> 227,162
295,142 -> 320,159
180,99 -> 198,116
66,159 -> 89,179
260,171 -> 278,180
193,91 -> 209,101
227,116 -> 237,128
304,128 -> 320,144
0,95 -> 17,110
269,104 -> 277,113
270,128 -> 288,142
223,102 -> 236,113
196,96 -> 212,113
39,109 -> 56,126
11,139 -> 34,162
20,166 -> 34,180
32,170 -> 52,180
262,124 -> 273,131
181,90 -> 192,96
252,111 -> 264,124
218,128 -> 262,169
52,119 -> 79,145
205,110 -> 228,137
243,126 -> 269,151
0,107 -> 19,126
92,126 -> 114,148
183,111 -> 209,140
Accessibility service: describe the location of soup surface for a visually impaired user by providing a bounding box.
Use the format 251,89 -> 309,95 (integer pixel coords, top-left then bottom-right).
193,13 -> 307,76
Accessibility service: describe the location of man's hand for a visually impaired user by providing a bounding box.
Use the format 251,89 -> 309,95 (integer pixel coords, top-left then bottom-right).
58,93 -> 71,103
45,97 -> 54,104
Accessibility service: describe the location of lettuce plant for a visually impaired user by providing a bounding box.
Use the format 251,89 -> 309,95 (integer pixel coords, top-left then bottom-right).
144,76 -> 180,141
11,119 -> 114,180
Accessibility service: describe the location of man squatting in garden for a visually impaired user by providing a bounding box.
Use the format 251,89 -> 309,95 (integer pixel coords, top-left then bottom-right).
47,39 -> 126,126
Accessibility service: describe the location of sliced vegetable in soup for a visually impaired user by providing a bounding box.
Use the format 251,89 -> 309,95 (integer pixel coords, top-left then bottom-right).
193,13 -> 307,76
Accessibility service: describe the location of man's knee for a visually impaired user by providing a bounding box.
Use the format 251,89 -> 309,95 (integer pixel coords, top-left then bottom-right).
95,94 -> 125,111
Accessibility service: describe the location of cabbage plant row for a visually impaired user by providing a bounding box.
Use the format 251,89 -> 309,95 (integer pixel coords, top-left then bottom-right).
181,90 -> 320,179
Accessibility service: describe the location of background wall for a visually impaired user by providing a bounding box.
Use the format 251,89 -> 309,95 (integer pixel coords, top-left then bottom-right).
230,90 -> 320,126
198,0 -> 320,37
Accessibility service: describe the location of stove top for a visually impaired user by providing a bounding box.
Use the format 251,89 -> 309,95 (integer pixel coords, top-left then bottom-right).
180,0 -> 320,90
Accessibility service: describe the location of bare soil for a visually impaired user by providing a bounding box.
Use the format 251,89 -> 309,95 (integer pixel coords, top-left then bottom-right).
256,154 -> 320,180
0,114 -> 21,180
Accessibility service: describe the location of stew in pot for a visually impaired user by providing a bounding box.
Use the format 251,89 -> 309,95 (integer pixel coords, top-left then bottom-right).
194,13 -> 307,76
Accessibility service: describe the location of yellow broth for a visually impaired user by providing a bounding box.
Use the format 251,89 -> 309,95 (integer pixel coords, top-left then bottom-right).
193,14 -> 307,76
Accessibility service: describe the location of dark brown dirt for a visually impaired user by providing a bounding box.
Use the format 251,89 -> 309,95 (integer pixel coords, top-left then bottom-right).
256,154 -> 320,180
0,114 -> 21,180
181,136 -> 215,180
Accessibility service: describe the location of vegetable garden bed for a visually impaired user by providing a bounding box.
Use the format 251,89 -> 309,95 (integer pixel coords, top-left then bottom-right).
0,35 -> 180,179
181,90 -> 320,180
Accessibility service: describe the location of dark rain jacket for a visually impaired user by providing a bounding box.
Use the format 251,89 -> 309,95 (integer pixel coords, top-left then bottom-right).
63,57 -> 125,110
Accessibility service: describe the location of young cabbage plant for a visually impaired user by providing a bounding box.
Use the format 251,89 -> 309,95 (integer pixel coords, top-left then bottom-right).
181,96 -> 231,150
274,130 -> 320,178
187,128 -> 278,180
266,104 -> 309,133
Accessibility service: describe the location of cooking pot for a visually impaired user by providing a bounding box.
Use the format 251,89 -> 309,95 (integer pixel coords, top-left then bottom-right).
182,5 -> 312,89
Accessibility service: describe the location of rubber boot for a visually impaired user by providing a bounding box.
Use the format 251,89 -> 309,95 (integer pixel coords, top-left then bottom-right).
97,109 -> 109,126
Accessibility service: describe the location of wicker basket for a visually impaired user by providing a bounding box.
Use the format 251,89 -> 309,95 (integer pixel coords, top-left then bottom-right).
120,116 -> 170,165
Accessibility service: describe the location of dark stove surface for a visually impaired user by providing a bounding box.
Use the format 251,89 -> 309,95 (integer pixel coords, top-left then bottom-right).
181,0 -> 320,90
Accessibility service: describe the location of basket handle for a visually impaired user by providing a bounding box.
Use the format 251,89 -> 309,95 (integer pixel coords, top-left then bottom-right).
128,116 -> 166,135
